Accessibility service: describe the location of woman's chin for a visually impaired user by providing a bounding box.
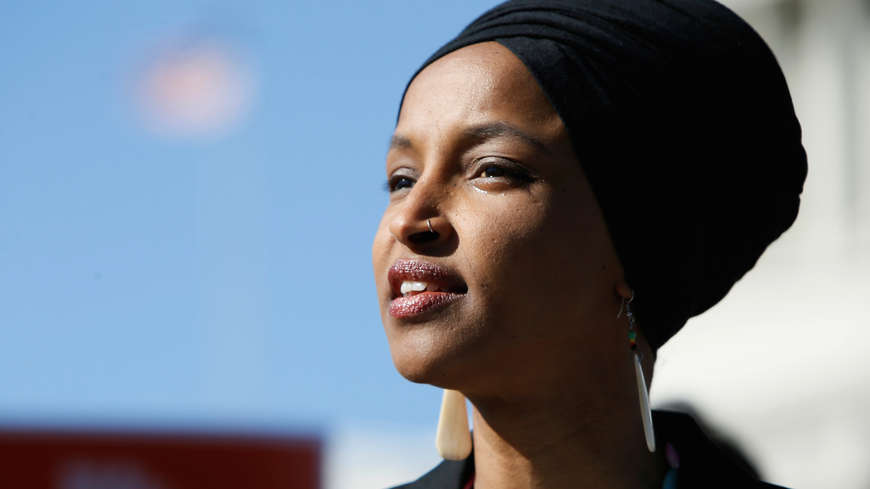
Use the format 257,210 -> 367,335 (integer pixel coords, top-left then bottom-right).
394,362 -> 440,385
389,340 -> 471,387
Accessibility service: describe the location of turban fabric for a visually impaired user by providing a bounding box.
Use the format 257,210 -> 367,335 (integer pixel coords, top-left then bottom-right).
400,0 -> 807,349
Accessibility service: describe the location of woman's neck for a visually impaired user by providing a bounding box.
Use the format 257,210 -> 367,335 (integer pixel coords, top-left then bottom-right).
467,393 -> 666,489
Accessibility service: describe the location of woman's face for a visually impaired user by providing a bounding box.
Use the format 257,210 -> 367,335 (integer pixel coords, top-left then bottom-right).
372,42 -> 629,398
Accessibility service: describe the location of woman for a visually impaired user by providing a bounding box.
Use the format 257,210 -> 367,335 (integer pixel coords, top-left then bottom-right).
372,1 -> 807,488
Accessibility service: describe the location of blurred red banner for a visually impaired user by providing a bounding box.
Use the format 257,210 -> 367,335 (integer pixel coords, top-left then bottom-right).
0,428 -> 320,489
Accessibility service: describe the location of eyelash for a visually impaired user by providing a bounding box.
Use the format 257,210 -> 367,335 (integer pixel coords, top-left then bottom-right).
383,161 -> 534,193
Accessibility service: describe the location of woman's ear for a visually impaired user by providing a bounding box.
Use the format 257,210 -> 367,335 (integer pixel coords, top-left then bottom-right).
615,279 -> 633,301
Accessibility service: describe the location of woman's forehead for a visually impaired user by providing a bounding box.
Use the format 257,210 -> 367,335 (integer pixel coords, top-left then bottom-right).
396,42 -> 562,144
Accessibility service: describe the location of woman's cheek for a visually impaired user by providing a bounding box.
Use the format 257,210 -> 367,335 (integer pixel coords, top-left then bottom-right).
460,195 -> 551,291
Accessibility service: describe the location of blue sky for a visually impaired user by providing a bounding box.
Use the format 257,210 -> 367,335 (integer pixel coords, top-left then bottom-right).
0,0 -> 498,434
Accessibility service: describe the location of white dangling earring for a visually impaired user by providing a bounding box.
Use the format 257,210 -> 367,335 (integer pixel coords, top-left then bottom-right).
633,348 -> 656,452
436,389 -> 472,460
619,293 -> 656,453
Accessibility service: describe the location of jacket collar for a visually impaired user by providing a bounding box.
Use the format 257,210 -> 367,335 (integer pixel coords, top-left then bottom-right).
390,410 -> 784,489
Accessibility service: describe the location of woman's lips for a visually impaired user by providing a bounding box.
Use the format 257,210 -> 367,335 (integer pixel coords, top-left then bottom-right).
387,259 -> 467,319
389,291 -> 464,319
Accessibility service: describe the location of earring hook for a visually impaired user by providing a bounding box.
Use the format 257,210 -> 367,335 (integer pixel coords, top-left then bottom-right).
616,290 -> 635,318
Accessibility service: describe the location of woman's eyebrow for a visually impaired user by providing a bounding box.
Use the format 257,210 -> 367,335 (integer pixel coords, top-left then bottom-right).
388,134 -> 413,152
463,121 -> 550,153
388,121 -> 549,154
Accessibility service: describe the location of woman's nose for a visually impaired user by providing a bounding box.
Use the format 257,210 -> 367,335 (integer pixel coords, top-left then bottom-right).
388,187 -> 453,251
391,216 -> 449,247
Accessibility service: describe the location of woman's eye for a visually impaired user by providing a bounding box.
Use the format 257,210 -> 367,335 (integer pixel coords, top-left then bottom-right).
474,162 -> 533,183
481,166 -> 506,178
387,175 -> 415,192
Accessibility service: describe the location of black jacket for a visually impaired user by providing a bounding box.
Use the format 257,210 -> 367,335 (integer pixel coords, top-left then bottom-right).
391,410 -> 787,489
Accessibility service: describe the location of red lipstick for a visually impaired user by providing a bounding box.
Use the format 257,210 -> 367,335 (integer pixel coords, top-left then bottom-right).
387,259 -> 467,319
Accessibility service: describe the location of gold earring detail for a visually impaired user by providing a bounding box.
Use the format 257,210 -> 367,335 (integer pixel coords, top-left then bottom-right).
436,389 -> 472,460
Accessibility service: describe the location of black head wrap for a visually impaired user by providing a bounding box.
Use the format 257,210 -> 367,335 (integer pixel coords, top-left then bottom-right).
399,0 -> 807,350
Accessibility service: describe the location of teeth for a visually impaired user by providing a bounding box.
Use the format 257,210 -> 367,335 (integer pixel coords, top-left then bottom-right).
400,281 -> 428,296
